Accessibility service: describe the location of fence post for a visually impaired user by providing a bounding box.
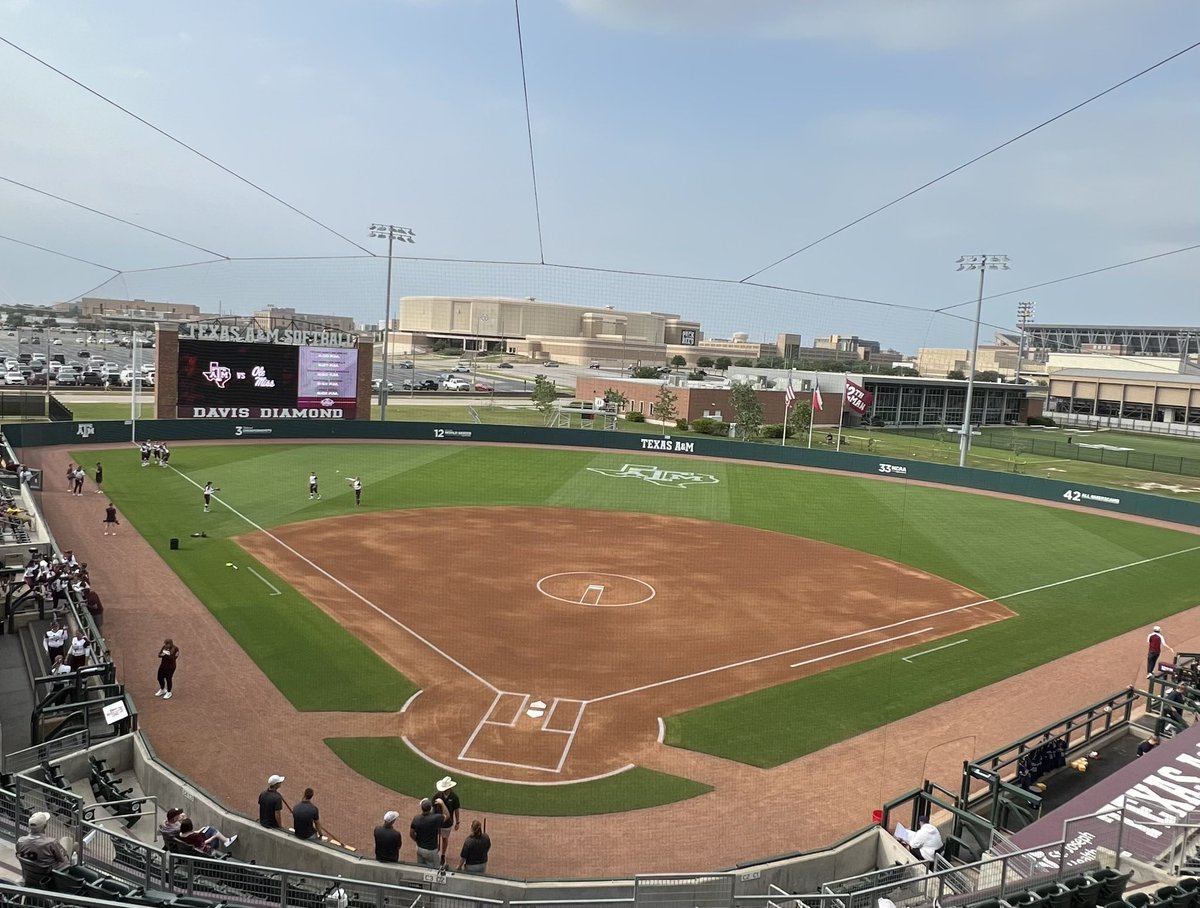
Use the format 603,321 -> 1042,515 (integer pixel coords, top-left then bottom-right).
1115,798 -> 1127,871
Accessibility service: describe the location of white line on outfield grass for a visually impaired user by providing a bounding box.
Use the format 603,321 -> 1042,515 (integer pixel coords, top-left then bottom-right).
167,467 -> 499,693
902,639 -> 968,663
246,566 -> 281,596
790,628 -> 933,668
587,542 -> 1200,705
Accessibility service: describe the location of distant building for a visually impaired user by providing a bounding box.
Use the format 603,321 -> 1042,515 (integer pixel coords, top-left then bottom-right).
1026,324 -> 1200,356
79,297 -> 200,322
253,306 -> 355,333
1047,368 -> 1200,429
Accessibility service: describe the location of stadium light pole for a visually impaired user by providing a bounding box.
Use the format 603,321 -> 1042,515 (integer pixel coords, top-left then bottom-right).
955,254 -> 1010,468
1013,301 -> 1035,386
369,224 -> 416,421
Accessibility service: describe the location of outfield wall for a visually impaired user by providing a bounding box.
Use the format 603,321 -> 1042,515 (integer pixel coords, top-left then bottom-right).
8,418 -> 1200,529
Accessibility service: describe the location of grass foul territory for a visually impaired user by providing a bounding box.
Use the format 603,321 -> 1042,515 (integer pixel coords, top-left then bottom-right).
87,442 -> 1200,768
325,737 -> 711,815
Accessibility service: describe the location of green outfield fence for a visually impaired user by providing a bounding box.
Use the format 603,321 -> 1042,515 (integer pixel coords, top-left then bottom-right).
884,425 -> 1200,478
6,417 -> 1200,529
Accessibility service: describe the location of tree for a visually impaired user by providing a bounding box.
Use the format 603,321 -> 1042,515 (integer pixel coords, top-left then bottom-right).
6,313 -> 26,328
786,400 -> 812,439
651,384 -> 678,435
728,381 -> 764,440
602,387 -> 629,412
531,374 -> 559,421
696,356 -> 715,369
670,354 -> 687,369
733,358 -> 753,368
715,356 -> 732,374
974,370 -> 1001,383
947,369 -> 966,380
631,366 -> 659,379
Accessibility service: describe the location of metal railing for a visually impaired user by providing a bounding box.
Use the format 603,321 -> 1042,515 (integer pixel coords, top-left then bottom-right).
1,729 -> 89,774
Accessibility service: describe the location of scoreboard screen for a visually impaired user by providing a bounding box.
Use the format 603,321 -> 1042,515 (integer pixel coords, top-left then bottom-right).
177,339 -> 358,418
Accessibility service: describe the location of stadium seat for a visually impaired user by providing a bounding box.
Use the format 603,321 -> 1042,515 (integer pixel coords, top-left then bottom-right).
1092,870 -> 1133,904
1032,882 -> 1074,908
1124,893 -> 1155,908
1063,874 -> 1104,908
1155,886 -> 1191,908
48,863 -> 108,894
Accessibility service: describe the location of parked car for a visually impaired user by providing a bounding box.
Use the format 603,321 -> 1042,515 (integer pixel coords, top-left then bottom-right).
442,378 -> 470,391
474,382 -> 493,392
397,361 -> 414,369
27,372 -> 47,386
51,339 -> 62,345
453,363 -> 471,373
77,351 -> 91,358
497,361 -> 514,369
371,378 -> 395,392
4,371 -> 25,385
415,379 -> 438,391
589,361 -> 601,368
16,353 -> 31,364
79,372 -> 105,387
29,336 -> 40,344
542,360 -> 559,367
55,369 -> 79,386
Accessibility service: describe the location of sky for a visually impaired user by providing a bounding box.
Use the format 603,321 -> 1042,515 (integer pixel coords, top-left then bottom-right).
0,0 -> 1197,355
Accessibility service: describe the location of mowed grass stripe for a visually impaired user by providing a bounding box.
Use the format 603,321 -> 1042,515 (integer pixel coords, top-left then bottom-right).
325,737 -> 711,816
90,443 -> 1200,768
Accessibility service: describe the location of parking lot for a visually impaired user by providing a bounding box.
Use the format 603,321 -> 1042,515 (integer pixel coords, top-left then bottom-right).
0,327 -> 154,389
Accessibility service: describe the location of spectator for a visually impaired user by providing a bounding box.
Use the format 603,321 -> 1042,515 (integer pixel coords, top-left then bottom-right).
94,462 -> 103,494
410,798 -> 443,868
159,807 -> 185,842
907,818 -> 944,863
258,774 -> 285,828
293,787 -> 324,840
15,811 -> 69,889
84,586 -> 104,631
179,817 -> 238,851
1137,735 -> 1161,757
1147,625 -> 1174,678
458,820 -> 491,874
156,638 -> 179,700
49,656 -> 72,691
43,619 -> 67,661
374,810 -> 402,863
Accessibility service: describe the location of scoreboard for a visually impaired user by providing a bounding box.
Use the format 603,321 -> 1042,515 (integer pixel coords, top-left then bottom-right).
177,339 -> 359,418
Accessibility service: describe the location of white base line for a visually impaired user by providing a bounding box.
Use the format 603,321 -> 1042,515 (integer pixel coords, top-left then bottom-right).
167,466 -> 497,693
791,628 -> 933,668
403,736 -> 636,786
656,717 -> 665,744
399,690 -> 422,714
554,701 -> 587,773
542,699 -> 586,735
902,639 -> 969,663
459,754 -> 561,774
245,566 -> 281,596
458,691 -> 503,761
588,542 -> 1200,705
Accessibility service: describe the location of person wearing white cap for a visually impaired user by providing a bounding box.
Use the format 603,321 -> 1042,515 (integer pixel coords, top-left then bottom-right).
374,810 -> 402,863
15,811 -> 69,889
432,776 -> 460,865
258,774 -> 286,829
1148,625 -> 1174,678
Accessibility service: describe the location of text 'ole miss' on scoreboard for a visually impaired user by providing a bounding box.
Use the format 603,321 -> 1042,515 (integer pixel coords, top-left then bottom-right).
176,339 -> 360,419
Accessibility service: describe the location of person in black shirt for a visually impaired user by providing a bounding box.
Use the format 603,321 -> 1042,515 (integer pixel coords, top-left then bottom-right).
458,820 -> 491,874
433,776 -> 461,864
410,798 -> 442,867
292,787 -> 323,840
374,811 -> 401,862
258,774 -> 285,828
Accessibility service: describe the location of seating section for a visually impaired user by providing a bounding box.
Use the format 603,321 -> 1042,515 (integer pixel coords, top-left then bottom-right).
89,756 -> 144,829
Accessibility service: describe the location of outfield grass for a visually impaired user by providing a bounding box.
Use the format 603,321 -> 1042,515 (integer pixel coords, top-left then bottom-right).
326,738 -> 711,815
90,442 -> 1200,773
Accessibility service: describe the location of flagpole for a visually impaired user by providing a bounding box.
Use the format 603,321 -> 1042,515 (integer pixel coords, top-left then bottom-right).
781,369 -> 792,446
808,372 -> 817,449
836,375 -> 846,452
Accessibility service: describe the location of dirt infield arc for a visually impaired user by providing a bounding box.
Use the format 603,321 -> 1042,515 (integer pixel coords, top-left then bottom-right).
236,507 -> 1012,782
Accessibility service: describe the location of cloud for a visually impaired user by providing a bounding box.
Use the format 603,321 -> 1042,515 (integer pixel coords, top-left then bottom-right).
563,0 -> 1112,52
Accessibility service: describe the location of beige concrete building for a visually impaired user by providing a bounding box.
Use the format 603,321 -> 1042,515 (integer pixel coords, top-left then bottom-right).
1046,353 -> 1200,376
1047,368 -> 1200,430
252,306 -> 355,332
80,297 -> 200,321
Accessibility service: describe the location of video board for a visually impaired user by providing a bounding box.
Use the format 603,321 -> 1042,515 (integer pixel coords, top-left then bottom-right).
177,339 -> 358,418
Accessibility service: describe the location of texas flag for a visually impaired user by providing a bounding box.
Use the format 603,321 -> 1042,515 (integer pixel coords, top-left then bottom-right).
844,377 -> 873,415
812,384 -> 824,412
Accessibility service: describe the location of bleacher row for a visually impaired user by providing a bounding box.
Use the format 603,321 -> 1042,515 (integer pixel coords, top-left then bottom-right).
961,869 -> 1193,908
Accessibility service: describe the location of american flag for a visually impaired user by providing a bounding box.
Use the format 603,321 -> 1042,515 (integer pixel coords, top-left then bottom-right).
784,378 -> 796,408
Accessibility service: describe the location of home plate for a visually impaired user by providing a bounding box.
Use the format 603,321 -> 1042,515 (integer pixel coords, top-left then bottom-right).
527,699 -> 547,719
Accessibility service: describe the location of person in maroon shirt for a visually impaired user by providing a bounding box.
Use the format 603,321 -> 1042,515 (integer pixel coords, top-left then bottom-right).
1147,625 -> 1174,678
156,639 -> 179,700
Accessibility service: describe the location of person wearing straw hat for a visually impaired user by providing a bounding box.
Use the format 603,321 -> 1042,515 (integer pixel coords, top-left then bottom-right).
1147,625 -> 1175,678
15,811 -> 69,889
432,776 -> 460,865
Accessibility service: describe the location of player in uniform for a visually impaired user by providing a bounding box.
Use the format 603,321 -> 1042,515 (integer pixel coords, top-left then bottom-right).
203,482 -> 220,513
160,444 -> 171,468
308,472 -> 321,500
349,476 -> 362,506
103,503 -> 120,536
152,443 -> 162,465
140,442 -> 151,466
